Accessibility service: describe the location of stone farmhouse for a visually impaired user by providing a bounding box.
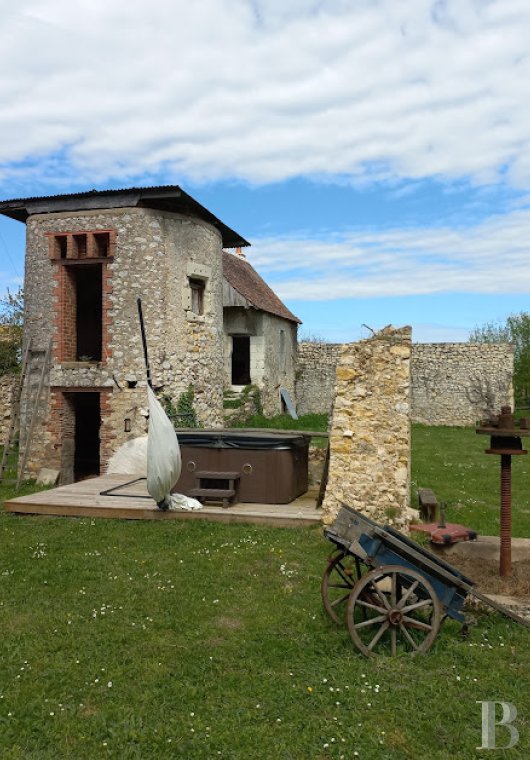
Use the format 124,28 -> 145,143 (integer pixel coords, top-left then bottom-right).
0,186 -> 299,483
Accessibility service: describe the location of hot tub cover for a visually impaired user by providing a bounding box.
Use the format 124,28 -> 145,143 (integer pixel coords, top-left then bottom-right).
174,430 -> 310,450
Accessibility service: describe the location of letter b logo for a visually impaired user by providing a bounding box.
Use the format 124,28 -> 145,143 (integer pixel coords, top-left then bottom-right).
477,701 -> 519,750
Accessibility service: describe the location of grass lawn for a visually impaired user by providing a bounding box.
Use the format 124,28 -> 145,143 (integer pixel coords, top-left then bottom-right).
0,431 -> 528,758
412,424 -> 530,538
231,412 -> 329,447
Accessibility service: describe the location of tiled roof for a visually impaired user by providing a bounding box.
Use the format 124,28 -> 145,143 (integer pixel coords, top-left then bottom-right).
223,251 -> 301,324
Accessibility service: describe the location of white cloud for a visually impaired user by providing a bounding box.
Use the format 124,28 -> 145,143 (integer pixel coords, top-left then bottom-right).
248,203 -> 530,299
1,0 -> 530,188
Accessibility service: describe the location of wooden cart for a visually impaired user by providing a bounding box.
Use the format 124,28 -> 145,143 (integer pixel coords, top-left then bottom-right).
321,505 -> 475,657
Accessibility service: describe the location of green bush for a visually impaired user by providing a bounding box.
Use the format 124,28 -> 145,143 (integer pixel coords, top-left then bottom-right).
0,336 -> 21,375
159,384 -> 200,428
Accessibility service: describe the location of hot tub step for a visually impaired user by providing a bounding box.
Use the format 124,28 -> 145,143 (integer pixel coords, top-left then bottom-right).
188,487 -> 236,509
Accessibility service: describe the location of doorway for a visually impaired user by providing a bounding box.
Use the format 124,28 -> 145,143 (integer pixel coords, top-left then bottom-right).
231,336 -> 251,385
73,392 -> 101,480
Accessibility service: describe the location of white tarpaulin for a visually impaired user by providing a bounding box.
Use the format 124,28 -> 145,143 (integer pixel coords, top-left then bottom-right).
146,385 -> 202,511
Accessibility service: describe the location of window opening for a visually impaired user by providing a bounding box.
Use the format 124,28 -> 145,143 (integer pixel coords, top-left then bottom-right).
94,232 -> 110,257
189,278 -> 205,315
279,329 -> 286,373
73,233 -> 87,258
49,230 -> 115,260
75,265 -> 103,361
55,235 -> 68,259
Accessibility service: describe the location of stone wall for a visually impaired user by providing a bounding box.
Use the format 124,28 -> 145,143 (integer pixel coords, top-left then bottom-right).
22,207 -> 225,480
223,308 -> 298,416
296,342 -> 341,416
411,343 -> 514,425
261,313 -> 298,416
0,373 -> 16,445
297,340 -> 514,426
322,326 -> 411,526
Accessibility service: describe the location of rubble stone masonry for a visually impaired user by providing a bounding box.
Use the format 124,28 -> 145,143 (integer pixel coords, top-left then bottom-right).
0,373 -> 17,445
411,343 -> 514,425
322,326 -> 411,526
297,341 -> 514,425
295,342 -> 341,417
23,207 -> 225,479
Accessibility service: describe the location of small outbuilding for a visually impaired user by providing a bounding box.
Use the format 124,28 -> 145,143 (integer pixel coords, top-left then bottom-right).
223,249 -> 300,415
0,185 -> 300,483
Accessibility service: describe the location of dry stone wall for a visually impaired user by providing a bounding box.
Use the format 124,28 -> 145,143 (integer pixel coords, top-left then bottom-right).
0,373 -> 16,445
322,326 -> 411,526
411,343 -> 514,425
296,342 -> 341,416
297,341 -> 514,426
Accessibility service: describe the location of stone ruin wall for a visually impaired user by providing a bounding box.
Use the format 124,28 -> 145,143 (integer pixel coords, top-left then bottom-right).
322,326 -> 411,526
296,341 -> 514,425
411,343 -> 514,425
295,342 -> 341,418
0,373 -> 17,445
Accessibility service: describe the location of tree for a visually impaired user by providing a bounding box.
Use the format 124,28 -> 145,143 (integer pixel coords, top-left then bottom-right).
0,286 -> 24,374
469,312 -> 530,406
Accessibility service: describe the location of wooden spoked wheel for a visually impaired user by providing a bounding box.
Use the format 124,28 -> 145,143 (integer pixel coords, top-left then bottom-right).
345,565 -> 442,657
321,551 -> 364,624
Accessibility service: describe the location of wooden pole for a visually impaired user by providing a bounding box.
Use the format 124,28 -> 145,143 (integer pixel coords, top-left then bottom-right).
136,298 -> 152,388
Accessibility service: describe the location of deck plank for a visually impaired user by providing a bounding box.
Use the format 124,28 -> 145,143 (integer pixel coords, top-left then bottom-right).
4,474 -> 321,527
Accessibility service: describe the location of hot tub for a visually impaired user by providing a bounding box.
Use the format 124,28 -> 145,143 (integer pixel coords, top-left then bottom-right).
173,430 -> 309,504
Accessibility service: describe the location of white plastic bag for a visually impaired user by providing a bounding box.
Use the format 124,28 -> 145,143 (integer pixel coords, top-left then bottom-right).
146,385 -> 202,511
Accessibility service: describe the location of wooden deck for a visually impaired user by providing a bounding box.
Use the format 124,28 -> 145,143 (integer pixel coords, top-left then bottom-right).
4,474 -> 322,527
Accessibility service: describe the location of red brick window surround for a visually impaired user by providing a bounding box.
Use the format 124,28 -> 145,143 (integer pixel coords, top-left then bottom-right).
49,229 -> 114,364
46,229 -> 116,260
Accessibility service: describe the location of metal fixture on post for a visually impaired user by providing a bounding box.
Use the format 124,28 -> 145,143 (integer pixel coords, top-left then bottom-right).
476,406 -> 530,577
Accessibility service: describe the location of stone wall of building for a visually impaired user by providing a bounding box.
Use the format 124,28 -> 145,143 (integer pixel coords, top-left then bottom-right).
223,308 -> 298,417
295,342 -> 341,416
297,340 -> 514,426
0,373 -> 16,445
322,326 -> 411,526
411,343 -> 514,425
22,207 -> 225,480
261,314 -> 298,417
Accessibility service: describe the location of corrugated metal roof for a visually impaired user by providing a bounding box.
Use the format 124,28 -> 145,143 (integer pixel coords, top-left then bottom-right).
223,251 -> 301,324
0,185 -> 250,249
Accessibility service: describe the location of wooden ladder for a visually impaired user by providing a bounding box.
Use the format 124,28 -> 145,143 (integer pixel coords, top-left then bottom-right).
0,337 -> 52,487
0,337 -> 33,483
16,339 -> 53,488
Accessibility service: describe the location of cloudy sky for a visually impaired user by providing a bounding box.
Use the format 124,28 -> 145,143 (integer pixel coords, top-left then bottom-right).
1,0 -> 530,341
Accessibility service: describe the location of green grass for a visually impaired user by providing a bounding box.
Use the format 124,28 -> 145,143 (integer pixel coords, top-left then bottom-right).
0,431 -> 529,758
231,412 -> 329,432
0,447 -> 52,506
0,516 -> 529,759
412,424 -> 530,537
231,412 -> 329,447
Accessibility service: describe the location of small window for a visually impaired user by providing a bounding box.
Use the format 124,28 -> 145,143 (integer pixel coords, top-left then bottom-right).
73,234 -> 87,258
48,229 -> 115,260
189,278 -> 205,315
94,232 -> 110,257
54,235 -> 68,259
279,329 -> 286,373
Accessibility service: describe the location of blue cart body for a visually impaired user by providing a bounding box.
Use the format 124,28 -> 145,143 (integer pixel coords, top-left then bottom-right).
325,505 -> 473,624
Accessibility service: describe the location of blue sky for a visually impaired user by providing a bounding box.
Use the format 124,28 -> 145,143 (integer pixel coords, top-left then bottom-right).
1,0 -> 530,342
